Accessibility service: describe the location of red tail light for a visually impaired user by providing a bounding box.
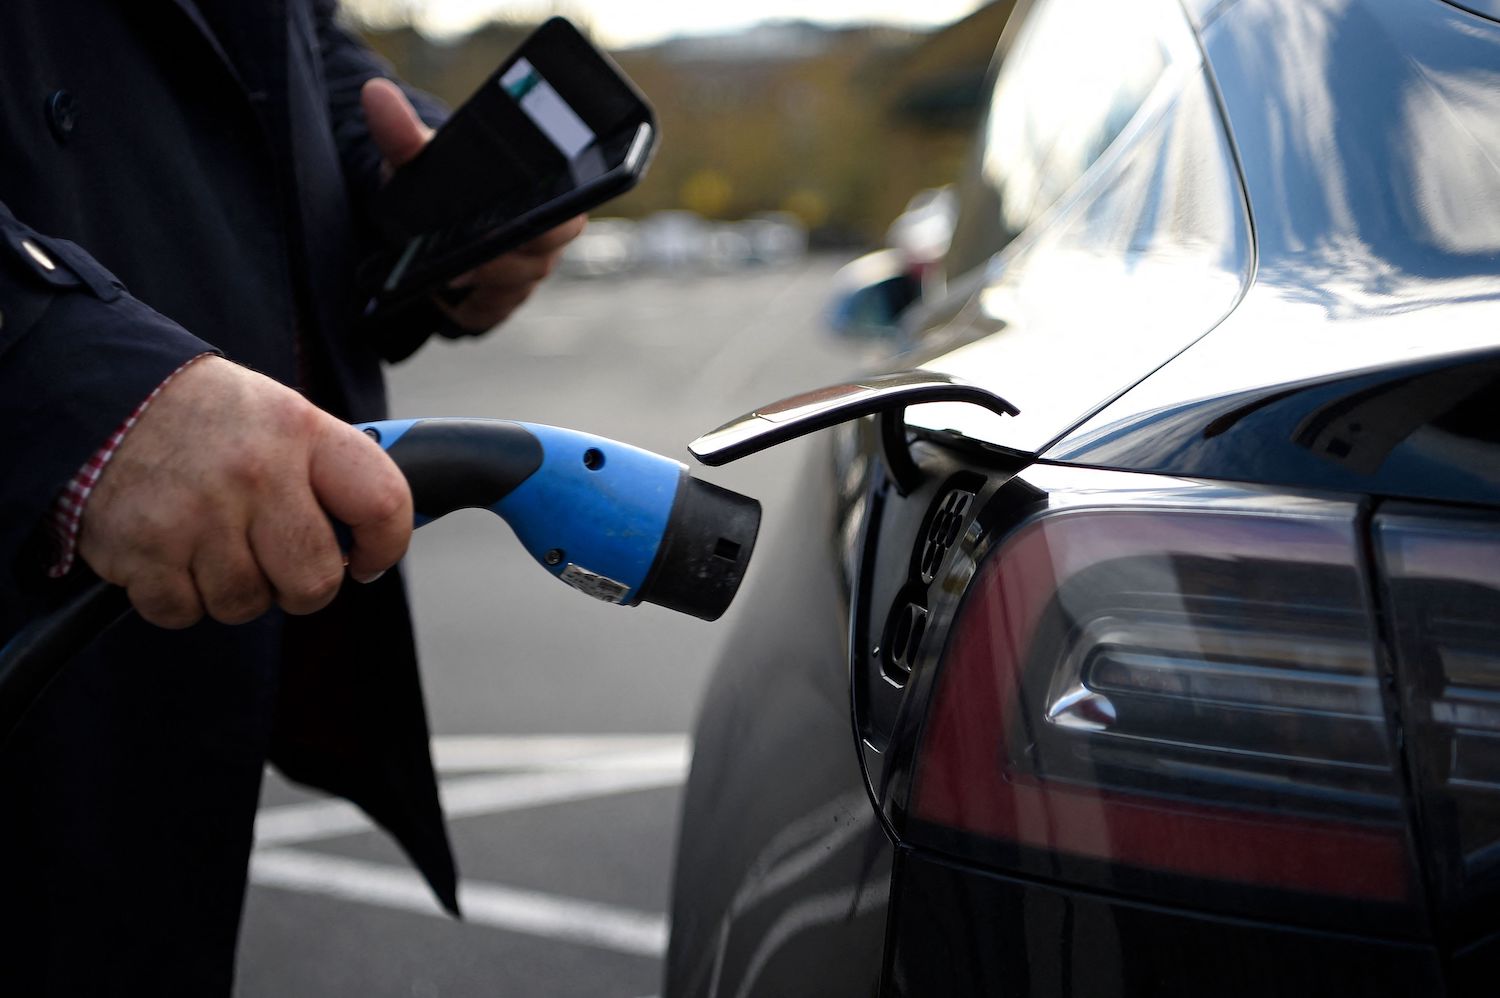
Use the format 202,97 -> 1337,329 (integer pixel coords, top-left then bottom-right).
1377,507 -> 1500,940
906,485 -> 1420,926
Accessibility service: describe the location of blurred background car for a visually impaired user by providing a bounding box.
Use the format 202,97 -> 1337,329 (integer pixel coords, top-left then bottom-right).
557,217 -> 639,278
882,186 -> 955,272
636,210 -> 714,270
741,212 -> 810,267
665,0 -> 1500,996
826,188 -> 955,345
562,212 -> 810,277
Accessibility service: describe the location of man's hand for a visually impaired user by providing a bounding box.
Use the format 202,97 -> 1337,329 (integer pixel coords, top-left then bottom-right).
77,356 -> 413,629
361,77 -> 585,332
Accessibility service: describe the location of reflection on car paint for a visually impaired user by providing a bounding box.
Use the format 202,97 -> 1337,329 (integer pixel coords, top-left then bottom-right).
907,61 -> 1252,453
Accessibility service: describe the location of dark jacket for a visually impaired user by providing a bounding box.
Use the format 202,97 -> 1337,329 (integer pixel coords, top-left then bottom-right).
0,1 -> 456,990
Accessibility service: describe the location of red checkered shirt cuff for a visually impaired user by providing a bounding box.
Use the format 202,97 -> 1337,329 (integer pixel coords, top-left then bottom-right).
46,354 -> 212,578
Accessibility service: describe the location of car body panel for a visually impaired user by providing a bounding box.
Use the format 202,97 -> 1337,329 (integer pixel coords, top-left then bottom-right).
665,442 -> 892,998
1046,348 -> 1500,507
903,12 -> 1254,456
908,0 -> 1500,494
885,850 -> 1445,997
1046,0 -> 1500,506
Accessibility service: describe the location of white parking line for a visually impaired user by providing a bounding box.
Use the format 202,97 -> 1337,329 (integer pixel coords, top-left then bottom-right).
256,758 -> 688,848
431,735 -> 690,774
251,848 -> 668,958
253,735 -> 688,955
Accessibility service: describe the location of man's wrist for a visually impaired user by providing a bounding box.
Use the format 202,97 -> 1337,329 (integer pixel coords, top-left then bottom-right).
46,352 -> 215,578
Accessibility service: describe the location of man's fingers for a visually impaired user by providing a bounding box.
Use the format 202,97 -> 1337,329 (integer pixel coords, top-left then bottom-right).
436,251 -> 556,330
445,217 -> 583,289
362,77 -> 433,171
307,420 -> 412,584
516,214 -> 587,255
439,284 -> 533,331
127,568 -> 206,631
449,249 -> 557,292
431,217 -> 583,330
191,535 -> 274,626
247,490 -> 347,616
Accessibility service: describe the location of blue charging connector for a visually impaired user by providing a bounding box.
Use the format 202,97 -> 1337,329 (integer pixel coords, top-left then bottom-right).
359,418 -> 757,612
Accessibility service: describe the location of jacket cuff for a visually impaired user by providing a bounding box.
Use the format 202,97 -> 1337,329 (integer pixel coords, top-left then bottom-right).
0,292 -> 220,595
45,353 -> 215,578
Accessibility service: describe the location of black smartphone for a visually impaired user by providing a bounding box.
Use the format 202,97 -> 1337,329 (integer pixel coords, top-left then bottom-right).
360,17 -> 656,319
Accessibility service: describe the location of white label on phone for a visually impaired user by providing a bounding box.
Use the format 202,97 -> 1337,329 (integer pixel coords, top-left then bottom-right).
501,59 -> 596,159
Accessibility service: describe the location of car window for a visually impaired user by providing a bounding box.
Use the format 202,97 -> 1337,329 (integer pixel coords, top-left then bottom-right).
946,0 -> 1184,278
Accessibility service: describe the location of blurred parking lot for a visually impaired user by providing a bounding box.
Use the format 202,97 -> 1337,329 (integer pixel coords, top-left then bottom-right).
557,212 -> 810,279
235,252 -> 865,996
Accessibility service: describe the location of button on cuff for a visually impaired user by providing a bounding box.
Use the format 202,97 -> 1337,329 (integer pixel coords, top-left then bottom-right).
45,90 -> 80,143
21,239 -> 56,272
2,231 -> 81,289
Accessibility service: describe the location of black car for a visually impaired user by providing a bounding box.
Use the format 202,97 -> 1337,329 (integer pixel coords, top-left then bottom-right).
665,0 -> 1500,994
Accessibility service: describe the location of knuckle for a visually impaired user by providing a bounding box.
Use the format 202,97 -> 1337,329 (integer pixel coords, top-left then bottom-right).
231,403 -> 321,491
212,447 -> 275,500
80,545 -> 126,586
94,502 -> 191,564
363,473 -> 411,527
130,584 -> 201,630
207,600 -> 268,627
279,564 -> 345,615
87,560 -> 124,588
308,565 -> 346,603
205,577 -> 271,626
267,389 -> 321,435
147,609 -> 201,630
223,449 -> 274,491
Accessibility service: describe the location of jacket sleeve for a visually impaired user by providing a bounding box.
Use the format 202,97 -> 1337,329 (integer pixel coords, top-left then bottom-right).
312,0 -> 448,214
311,0 -> 458,363
0,202 -> 218,625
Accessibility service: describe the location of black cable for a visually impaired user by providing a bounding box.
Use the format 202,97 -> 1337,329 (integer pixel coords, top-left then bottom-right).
0,580 -> 129,743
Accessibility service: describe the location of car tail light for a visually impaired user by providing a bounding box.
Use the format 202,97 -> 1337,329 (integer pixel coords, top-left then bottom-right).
1376,507 -> 1500,940
905,494 -> 1421,928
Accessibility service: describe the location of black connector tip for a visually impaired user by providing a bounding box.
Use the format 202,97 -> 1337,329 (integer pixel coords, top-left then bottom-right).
636,476 -> 760,621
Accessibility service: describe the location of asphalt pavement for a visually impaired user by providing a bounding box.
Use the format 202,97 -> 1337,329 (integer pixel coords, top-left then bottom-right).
234,254 -> 864,996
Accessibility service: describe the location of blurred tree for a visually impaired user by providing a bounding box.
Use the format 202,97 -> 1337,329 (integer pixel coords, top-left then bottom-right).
679,169 -> 734,218
354,2 -> 1015,244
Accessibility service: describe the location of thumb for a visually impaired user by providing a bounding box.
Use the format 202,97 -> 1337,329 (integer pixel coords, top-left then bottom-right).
362,77 -> 434,171
309,420 -> 413,584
